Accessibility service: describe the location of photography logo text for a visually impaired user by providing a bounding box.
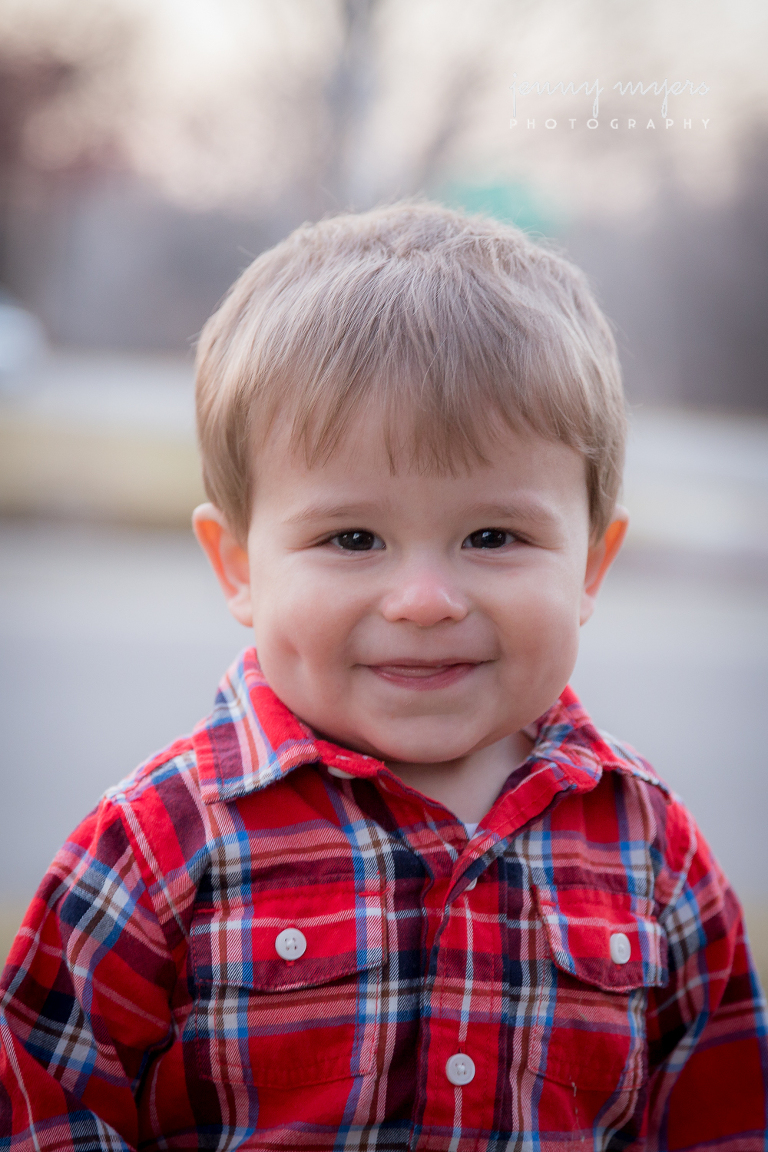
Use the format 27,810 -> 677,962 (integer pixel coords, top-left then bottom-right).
509,75 -> 711,131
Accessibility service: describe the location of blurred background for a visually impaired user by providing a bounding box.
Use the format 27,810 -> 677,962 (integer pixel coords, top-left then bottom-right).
0,0 -> 766,982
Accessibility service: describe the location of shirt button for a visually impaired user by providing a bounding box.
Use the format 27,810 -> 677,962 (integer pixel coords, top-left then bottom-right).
327,766 -> 356,779
609,931 -> 631,964
445,1052 -> 476,1086
275,928 -> 307,961
464,877 -> 477,891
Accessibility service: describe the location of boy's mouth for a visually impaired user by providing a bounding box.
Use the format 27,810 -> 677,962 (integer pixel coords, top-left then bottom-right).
366,661 -> 481,690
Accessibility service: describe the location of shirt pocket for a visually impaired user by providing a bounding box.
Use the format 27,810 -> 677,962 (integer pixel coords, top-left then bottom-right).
190,879 -> 386,1088
528,890 -> 668,1094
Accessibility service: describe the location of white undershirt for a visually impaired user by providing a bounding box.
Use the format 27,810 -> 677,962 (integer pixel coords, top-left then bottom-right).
463,822 -> 479,838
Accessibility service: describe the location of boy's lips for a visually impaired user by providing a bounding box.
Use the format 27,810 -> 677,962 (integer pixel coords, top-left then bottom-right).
365,660 -> 483,690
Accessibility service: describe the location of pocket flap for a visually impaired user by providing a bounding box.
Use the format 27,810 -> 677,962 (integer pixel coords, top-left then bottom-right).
536,889 -> 667,992
191,879 -> 386,1087
192,878 -> 386,992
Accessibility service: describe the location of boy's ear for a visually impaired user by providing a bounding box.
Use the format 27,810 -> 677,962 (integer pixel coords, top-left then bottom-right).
192,503 -> 253,628
580,506 -> 629,626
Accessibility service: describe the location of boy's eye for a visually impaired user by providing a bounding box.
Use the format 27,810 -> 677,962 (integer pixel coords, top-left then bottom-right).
330,530 -> 384,552
462,528 -> 515,550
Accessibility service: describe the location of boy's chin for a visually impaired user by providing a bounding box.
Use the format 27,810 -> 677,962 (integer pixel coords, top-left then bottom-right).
354,725 -> 490,768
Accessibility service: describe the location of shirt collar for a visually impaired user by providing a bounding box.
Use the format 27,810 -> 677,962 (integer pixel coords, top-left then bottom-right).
193,647 -> 665,807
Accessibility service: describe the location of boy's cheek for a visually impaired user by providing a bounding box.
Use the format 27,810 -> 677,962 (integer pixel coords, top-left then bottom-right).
252,572 -> 350,641
495,579 -> 582,646
251,594 -> 360,687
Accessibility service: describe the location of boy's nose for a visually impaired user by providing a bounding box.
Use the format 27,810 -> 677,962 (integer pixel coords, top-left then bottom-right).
379,568 -> 469,628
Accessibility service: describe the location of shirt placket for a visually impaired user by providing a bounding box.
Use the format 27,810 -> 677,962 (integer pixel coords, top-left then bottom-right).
412,843 -> 505,1145
372,779 -> 502,1144
375,761 -> 587,1148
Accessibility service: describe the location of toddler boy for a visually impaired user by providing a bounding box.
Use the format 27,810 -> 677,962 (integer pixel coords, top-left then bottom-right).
1,203 -> 766,1149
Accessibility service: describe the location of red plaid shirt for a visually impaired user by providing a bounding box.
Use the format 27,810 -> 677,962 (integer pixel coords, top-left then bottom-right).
1,648 -> 766,1149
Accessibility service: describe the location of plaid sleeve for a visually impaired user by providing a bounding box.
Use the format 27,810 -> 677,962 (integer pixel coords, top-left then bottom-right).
0,797 -> 179,1149
645,797 -> 768,1148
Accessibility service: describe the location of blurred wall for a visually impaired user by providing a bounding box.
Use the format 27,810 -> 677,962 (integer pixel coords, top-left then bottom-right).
3,177 -> 292,351
565,136 -> 768,412
2,146 -> 767,413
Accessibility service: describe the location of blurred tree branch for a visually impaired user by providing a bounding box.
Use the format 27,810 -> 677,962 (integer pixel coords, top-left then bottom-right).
0,6 -> 133,288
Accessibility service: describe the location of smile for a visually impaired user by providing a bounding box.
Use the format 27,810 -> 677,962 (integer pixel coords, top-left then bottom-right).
366,661 -> 482,690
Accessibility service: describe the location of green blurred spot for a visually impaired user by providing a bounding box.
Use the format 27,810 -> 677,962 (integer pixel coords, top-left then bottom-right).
438,181 -> 565,237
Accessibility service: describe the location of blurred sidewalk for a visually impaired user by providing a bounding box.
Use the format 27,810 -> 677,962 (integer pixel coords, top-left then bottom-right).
0,351 -> 203,525
1,350 -> 767,555
623,408 -> 768,558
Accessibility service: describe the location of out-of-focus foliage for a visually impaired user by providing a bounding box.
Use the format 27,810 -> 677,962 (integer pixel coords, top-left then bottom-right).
0,0 -> 766,408
1,0 -> 767,216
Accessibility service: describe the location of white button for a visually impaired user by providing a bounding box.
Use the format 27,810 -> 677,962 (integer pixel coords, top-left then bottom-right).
609,931 -> 631,965
445,1052 -> 476,1085
275,928 -> 307,961
327,766 -> 356,779
464,877 -> 477,891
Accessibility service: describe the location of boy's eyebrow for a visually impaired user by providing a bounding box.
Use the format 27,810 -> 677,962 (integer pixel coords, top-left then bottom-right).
283,501 -> 384,526
283,497 -> 561,527
462,499 -> 560,525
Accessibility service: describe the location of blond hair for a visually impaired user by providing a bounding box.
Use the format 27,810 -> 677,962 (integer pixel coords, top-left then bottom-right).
196,201 -> 626,542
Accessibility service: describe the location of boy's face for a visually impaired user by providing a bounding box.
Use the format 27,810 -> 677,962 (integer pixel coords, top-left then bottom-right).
196,411 -> 625,768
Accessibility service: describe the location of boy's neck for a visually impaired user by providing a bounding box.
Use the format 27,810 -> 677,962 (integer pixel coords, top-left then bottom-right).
385,728 -> 535,825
